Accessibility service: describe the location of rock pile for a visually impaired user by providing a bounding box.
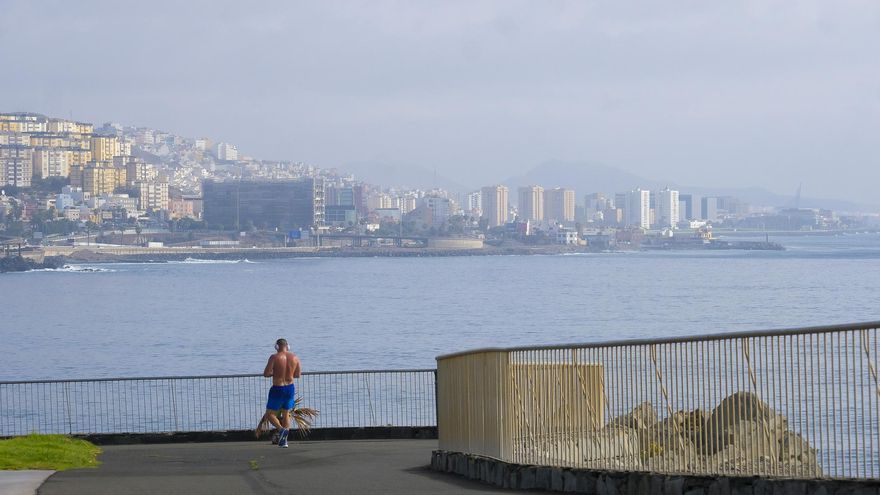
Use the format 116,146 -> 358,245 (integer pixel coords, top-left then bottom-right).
529,392 -> 822,477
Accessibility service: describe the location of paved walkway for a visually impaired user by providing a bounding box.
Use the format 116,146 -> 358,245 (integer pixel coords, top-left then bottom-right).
0,470 -> 53,495
38,439 -> 545,494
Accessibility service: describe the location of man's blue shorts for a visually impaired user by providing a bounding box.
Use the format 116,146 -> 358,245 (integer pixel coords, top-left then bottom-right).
266,383 -> 296,411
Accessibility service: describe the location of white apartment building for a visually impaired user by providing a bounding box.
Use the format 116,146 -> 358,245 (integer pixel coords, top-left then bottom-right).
137,181 -> 170,211
466,191 -> 482,218
34,147 -> 70,178
216,142 -> 238,161
655,187 -> 680,229
0,132 -> 31,146
625,188 -> 651,229
423,196 -> 457,225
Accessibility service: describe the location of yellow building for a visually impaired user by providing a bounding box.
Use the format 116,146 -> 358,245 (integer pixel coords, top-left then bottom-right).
28,134 -> 70,148
66,149 -> 93,168
544,187 -> 576,223
517,185 -> 544,222
73,122 -> 94,134
90,135 -> 121,162
75,161 -> 126,196
481,185 -> 509,228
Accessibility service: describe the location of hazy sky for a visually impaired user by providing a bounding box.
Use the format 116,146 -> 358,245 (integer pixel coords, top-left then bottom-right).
2,1 -> 879,203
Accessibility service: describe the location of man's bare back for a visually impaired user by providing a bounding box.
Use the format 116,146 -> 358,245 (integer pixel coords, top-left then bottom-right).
264,350 -> 302,386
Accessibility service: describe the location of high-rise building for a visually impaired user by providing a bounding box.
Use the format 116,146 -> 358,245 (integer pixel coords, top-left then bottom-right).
73,162 -> 126,196
701,197 -> 719,222
114,156 -> 157,186
33,147 -> 70,178
424,196 -> 457,225
481,185 -> 509,227
655,187 -> 680,229
137,181 -> 170,211
0,113 -> 47,133
0,145 -> 34,187
216,142 -> 238,161
544,187 -> 575,223
679,194 -> 694,221
584,193 -> 612,222
623,188 -> 651,229
517,185 -> 544,222
202,179 -> 324,231
90,135 -> 122,162
466,191 -> 482,217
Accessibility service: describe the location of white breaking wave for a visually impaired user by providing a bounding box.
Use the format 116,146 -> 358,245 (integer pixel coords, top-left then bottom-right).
29,265 -> 115,273
167,258 -> 255,264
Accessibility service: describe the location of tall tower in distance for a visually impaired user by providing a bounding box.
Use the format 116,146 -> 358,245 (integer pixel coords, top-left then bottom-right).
517,185 -> 544,222
481,185 -> 509,228
655,187 -> 680,229
544,187 -> 575,224
625,188 -> 651,229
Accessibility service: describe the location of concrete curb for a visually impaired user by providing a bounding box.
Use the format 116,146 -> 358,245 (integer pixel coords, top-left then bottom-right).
0,470 -> 54,495
75,426 -> 437,445
430,450 -> 880,494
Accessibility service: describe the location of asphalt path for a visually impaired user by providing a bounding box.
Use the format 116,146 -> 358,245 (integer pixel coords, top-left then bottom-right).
39,439 -> 543,495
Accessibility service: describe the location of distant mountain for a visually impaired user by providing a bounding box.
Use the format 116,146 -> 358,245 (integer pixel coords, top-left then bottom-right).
504,160 -> 875,212
340,160 -> 471,193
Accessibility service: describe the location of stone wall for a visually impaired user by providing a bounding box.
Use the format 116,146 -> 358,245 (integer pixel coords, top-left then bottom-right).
430,450 -> 880,495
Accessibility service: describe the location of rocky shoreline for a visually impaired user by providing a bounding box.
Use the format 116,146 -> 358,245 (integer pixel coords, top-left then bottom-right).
0,255 -> 64,273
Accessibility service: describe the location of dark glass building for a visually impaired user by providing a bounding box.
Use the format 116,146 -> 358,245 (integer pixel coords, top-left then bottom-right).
202,178 -> 324,231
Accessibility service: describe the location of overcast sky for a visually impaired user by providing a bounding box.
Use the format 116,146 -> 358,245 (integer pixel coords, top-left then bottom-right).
2,1 -> 878,203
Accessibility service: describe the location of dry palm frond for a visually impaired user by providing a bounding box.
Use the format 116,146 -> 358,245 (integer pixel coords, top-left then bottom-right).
291,395 -> 319,437
254,395 -> 320,439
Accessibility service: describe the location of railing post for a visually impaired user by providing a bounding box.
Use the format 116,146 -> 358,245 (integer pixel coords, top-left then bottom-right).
64,382 -> 73,435
433,369 -> 439,433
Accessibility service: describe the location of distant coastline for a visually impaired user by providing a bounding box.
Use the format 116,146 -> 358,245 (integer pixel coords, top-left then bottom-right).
52,245 -> 596,264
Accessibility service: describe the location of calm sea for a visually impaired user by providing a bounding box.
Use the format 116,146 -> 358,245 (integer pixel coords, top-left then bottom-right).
2,233 -> 880,381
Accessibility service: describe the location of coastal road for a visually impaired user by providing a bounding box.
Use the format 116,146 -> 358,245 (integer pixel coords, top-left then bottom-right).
40,439 -> 541,495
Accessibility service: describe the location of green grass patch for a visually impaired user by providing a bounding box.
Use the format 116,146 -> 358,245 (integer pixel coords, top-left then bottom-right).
0,434 -> 101,471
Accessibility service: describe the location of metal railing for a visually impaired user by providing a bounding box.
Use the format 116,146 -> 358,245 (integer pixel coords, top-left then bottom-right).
436,322 -> 880,480
0,369 -> 436,436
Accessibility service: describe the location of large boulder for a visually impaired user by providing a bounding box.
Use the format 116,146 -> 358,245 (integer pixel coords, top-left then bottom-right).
705,392 -> 787,453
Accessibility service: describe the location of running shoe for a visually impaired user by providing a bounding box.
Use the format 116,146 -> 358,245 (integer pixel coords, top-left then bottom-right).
271,431 -> 280,445
278,428 -> 289,448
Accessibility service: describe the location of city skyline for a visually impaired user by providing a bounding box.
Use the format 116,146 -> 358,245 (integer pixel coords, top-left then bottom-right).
2,2 -> 878,205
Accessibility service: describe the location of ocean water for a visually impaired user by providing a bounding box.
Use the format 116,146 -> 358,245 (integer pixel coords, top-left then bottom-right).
2,233 -> 880,381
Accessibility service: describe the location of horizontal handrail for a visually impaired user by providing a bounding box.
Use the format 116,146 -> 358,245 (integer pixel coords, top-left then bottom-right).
0,368 -> 437,386
436,320 -> 880,360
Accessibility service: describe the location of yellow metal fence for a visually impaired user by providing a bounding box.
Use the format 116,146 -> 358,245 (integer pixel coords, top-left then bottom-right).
437,322 -> 880,480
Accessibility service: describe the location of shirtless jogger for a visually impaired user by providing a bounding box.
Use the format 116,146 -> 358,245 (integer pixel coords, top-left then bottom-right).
258,338 -> 302,448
